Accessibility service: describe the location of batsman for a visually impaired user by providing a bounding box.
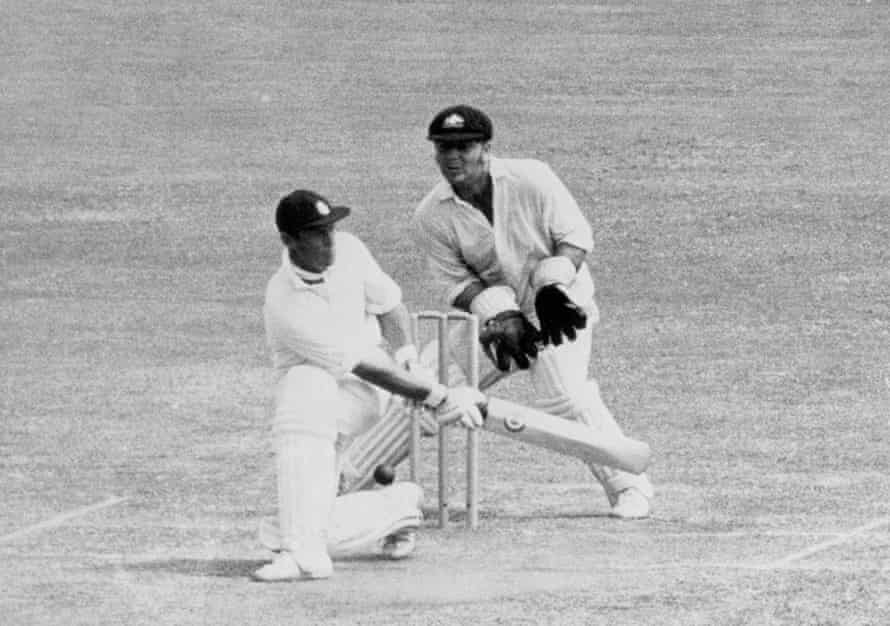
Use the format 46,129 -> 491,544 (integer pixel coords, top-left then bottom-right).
253,189 -> 485,582
411,104 -> 655,519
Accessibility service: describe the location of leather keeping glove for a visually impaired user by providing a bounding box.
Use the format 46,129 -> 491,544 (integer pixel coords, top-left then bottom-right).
479,310 -> 541,372
435,385 -> 485,429
534,284 -> 587,346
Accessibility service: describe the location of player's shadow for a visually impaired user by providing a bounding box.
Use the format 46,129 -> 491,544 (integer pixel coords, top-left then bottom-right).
502,511 -> 615,520
420,505 -> 613,522
123,554 -> 398,578
125,558 -> 266,578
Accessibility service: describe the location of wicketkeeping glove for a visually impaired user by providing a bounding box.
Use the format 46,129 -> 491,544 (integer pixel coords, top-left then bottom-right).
534,284 -> 587,346
479,310 -> 541,372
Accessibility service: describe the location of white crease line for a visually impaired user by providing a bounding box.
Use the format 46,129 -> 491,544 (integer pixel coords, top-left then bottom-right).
577,530 -> 844,539
0,496 -> 128,544
607,561 -> 885,572
767,516 -> 890,568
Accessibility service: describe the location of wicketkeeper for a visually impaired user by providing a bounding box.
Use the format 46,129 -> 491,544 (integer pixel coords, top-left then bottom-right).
411,104 -> 655,519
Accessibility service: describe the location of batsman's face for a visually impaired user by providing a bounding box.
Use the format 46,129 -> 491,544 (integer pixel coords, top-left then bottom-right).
283,224 -> 336,273
433,140 -> 490,186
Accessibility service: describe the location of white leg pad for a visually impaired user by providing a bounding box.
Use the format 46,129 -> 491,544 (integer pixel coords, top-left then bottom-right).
337,335 -> 480,494
260,482 -> 424,558
338,396 -> 437,494
269,365 -> 344,571
532,348 -> 653,504
274,432 -> 338,564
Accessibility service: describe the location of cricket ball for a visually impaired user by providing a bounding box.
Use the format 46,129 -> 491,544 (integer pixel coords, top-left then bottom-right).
373,464 -> 395,486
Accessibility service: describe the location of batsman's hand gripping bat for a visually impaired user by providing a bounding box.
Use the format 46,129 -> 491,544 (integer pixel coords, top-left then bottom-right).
477,396 -> 652,474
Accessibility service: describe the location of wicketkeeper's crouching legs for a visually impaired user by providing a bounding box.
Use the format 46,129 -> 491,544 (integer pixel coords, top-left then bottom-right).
443,320 -> 654,518
530,327 -> 653,517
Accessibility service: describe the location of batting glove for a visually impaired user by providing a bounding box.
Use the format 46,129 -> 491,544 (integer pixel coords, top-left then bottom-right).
393,344 -> 420,370
435,386 -> 485,429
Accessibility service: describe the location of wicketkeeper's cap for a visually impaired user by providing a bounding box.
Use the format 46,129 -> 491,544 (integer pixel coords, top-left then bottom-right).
275,189 -> 350,235
427,104 -> 493,143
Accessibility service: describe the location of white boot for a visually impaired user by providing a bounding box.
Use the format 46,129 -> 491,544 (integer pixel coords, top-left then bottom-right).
381,530 -> 417,560
251,546 -> 333,582
609,487 -> 652,519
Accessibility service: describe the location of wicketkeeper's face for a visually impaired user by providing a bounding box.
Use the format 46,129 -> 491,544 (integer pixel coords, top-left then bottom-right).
433,139 -> 490,186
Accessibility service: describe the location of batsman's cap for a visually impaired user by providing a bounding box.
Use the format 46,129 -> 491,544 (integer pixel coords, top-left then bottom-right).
427,104 -> 493,143
275,189 -> 350,235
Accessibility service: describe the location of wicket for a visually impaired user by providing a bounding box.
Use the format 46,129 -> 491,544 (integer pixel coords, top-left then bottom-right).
409,311 -> 480,530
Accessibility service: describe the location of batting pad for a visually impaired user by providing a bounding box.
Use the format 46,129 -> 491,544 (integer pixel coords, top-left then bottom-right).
338,338 -> 479,494
259,482 -> 424,557
274,432 -> 338,555
338,396 -> 437,493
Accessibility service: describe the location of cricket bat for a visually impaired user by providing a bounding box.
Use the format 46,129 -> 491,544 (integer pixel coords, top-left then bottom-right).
479,396 -> 652,474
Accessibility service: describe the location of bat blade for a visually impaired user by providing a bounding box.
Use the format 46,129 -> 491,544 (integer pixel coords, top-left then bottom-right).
481,397 -> 652,474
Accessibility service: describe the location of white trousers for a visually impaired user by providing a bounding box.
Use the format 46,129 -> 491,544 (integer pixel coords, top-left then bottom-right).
445,322 -> 653,504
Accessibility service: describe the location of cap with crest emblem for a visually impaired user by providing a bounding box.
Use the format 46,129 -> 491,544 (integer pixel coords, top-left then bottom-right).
427,104 -> 493,143
275,189 -> 351,236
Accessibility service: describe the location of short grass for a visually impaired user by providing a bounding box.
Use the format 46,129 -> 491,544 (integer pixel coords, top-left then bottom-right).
2,1 -> 889,624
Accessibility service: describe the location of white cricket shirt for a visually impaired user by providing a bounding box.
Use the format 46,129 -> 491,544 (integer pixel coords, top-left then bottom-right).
264,231 -> 402,377
413,156 -> 598,323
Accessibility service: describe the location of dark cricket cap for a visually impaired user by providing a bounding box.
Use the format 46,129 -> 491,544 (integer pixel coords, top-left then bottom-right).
275,189 -> 350,235
427,104 -> 493,143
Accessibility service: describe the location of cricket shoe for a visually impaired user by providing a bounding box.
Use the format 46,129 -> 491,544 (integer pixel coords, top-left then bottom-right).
609,487 -> 651,520
381,529 -> 417,560
329,482 -> 423,558
251,546 -> 333,583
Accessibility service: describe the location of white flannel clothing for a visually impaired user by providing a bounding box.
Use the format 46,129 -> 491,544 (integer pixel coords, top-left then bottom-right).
413,157 -> 598,323
264,231 -> 403,378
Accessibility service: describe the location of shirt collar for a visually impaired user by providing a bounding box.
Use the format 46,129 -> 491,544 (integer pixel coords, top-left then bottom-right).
280,249 -> 326,290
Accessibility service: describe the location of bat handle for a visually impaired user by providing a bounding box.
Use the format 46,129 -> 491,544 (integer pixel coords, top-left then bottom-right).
477,397 -> 490,421
479,369 -> 506,391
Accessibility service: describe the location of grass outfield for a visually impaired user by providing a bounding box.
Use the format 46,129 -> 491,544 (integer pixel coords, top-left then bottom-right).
2,1 -> 889,624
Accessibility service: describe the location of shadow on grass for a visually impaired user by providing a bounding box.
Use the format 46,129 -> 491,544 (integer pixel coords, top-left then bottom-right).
420,506 -> 613,522
501,511 -> 615,521
125,553 -> 405,578
126,558 -> 266,578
